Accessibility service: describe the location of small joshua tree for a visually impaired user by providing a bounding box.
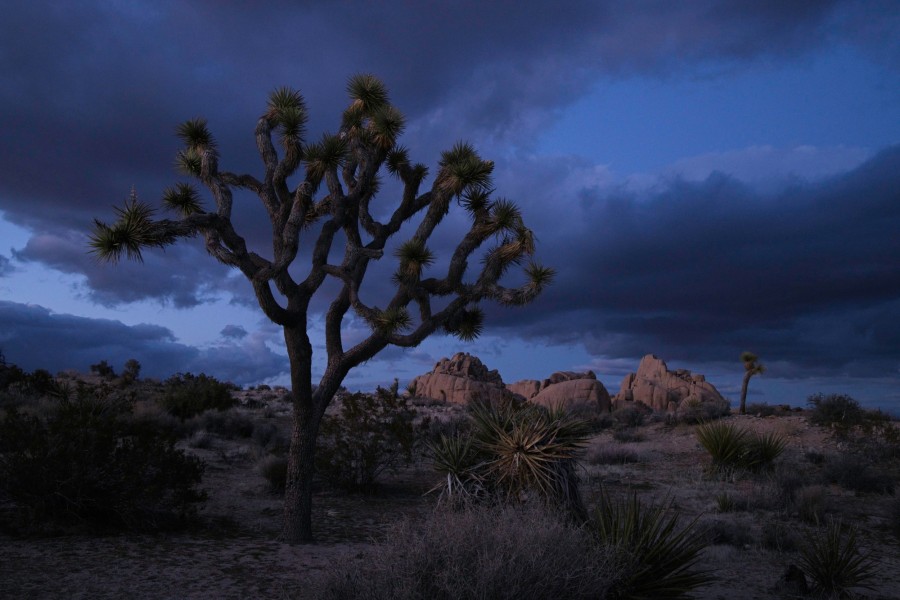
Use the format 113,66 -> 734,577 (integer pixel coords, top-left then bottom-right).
738,351 -> 765,415
89,75 -> 553,542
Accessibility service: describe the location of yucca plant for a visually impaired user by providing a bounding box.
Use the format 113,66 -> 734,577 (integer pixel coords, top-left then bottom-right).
799,520 -> 877,598
592,491 -> 713,599
427,433 -> 486,506
429,400 -> 590,519
742,431 -> 787,472
696,421 -> 747,474
470,401 -> 589,515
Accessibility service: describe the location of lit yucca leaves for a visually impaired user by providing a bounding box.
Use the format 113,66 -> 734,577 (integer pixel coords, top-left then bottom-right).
368,105 -> 405,149
444,306 -> 484,342
347,73 -> 389,113
267,87 -> 305,117
162,183 -> 203,216
369,306 -> 412,335
525,262 -> 556,294
438,141 -> 494,196
440,141 -> 479,167
469,401 -> 589,502
175,147 -> 203,176
303,133 -> 347,181
385,146 -> 410,175
394,239 -> 435,280
488,198 -> 523,233
176,118 -> 215,151
460,188 -> 491,214
89,192 -> 173,263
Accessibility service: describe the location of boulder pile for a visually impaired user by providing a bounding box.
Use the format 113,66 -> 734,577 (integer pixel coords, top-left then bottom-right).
614,354 -> 726,412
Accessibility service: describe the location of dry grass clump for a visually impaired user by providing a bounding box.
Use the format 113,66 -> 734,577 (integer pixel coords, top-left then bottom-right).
308,505 -> 615,600
587,443 -> 645,466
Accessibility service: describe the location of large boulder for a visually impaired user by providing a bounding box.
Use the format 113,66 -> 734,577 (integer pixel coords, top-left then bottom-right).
410,352 -> 509,405
509,370 -> 611,412
614,354 -> 725,412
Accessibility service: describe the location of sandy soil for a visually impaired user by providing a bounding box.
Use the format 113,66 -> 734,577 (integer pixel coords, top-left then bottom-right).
2,401 -> 898,600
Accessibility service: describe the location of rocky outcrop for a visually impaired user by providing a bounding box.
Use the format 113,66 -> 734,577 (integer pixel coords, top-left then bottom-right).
614,354 -> 725,412
509,370 -> 611,412
410,353 -> 509,405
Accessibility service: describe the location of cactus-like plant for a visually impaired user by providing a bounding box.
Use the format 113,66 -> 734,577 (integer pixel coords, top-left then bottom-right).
89,75 -> 553,542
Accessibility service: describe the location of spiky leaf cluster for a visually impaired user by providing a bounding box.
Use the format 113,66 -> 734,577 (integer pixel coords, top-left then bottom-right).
444,306 -> 485,342
304,134 -> 347,182
394,239 -> 435,282
89,192 -> 175,263
268,87 -> 307,156
175,147 -> 202,176
176,118 -> 215,152
347,73 -> 389,113
592,492 -> 713,599
367,306 -> 412,336
162,183 -> 203,216
438,141 -> 494,196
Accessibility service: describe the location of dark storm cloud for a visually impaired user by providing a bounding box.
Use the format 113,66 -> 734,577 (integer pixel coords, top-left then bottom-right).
486,146 -> 900,378
0,301 -> 288,384
0,254 -> 12,277
0,0 -> 877,230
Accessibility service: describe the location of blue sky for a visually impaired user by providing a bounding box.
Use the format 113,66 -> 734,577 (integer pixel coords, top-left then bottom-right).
1,1 -> 898,413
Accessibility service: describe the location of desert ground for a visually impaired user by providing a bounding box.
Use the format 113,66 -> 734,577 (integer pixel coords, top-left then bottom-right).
2,384 -> 899,600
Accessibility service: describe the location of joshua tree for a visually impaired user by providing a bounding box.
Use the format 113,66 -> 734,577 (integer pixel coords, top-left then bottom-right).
89,75 -> 553,543
738,351 -> 765,415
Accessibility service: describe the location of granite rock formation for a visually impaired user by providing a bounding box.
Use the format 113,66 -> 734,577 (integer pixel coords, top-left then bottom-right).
614,354 -> 726,412
409,352 -> 509,405
509,370 -> 611,411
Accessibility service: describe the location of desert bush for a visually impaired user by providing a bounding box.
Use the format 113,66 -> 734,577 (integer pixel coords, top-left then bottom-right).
308,504 -> 615,600
760,521 -> 800,552
613,403 -> 649,429
429,400 -> 590,518
316,383 -> 417,491
189,407 -> 255,439
799,520 -> 877,598
677,396 -> 730,424
745,402 -> 778,417
715,492 -> 737,513
805,450 -> 827,464
122,358 -> 141,383
591,491 -> 713,599
251,421 -> 288,454
807,393 -> 865,430
161,372 -> 236,419
257,454 -> 288,493
794,485 -> 828,524
890,495 -> 900,541
89,359 -> 116,379
699,515 -> 754,547
613,428 -> 645,443
822,455 -> 895,495
0,396 -> 206,530
587,444 -> 643,466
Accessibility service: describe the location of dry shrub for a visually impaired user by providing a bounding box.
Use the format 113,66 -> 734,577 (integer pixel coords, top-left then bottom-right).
587,443 -> 644,466
307,505 -> 615,600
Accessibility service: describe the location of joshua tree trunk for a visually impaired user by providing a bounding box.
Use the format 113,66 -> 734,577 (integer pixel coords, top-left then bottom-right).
738,351 -> 764,416
739,371 -> 751,415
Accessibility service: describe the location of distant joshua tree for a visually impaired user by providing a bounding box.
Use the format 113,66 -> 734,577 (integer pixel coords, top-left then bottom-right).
89,75 -> 553,543
739,351 -> 765,415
